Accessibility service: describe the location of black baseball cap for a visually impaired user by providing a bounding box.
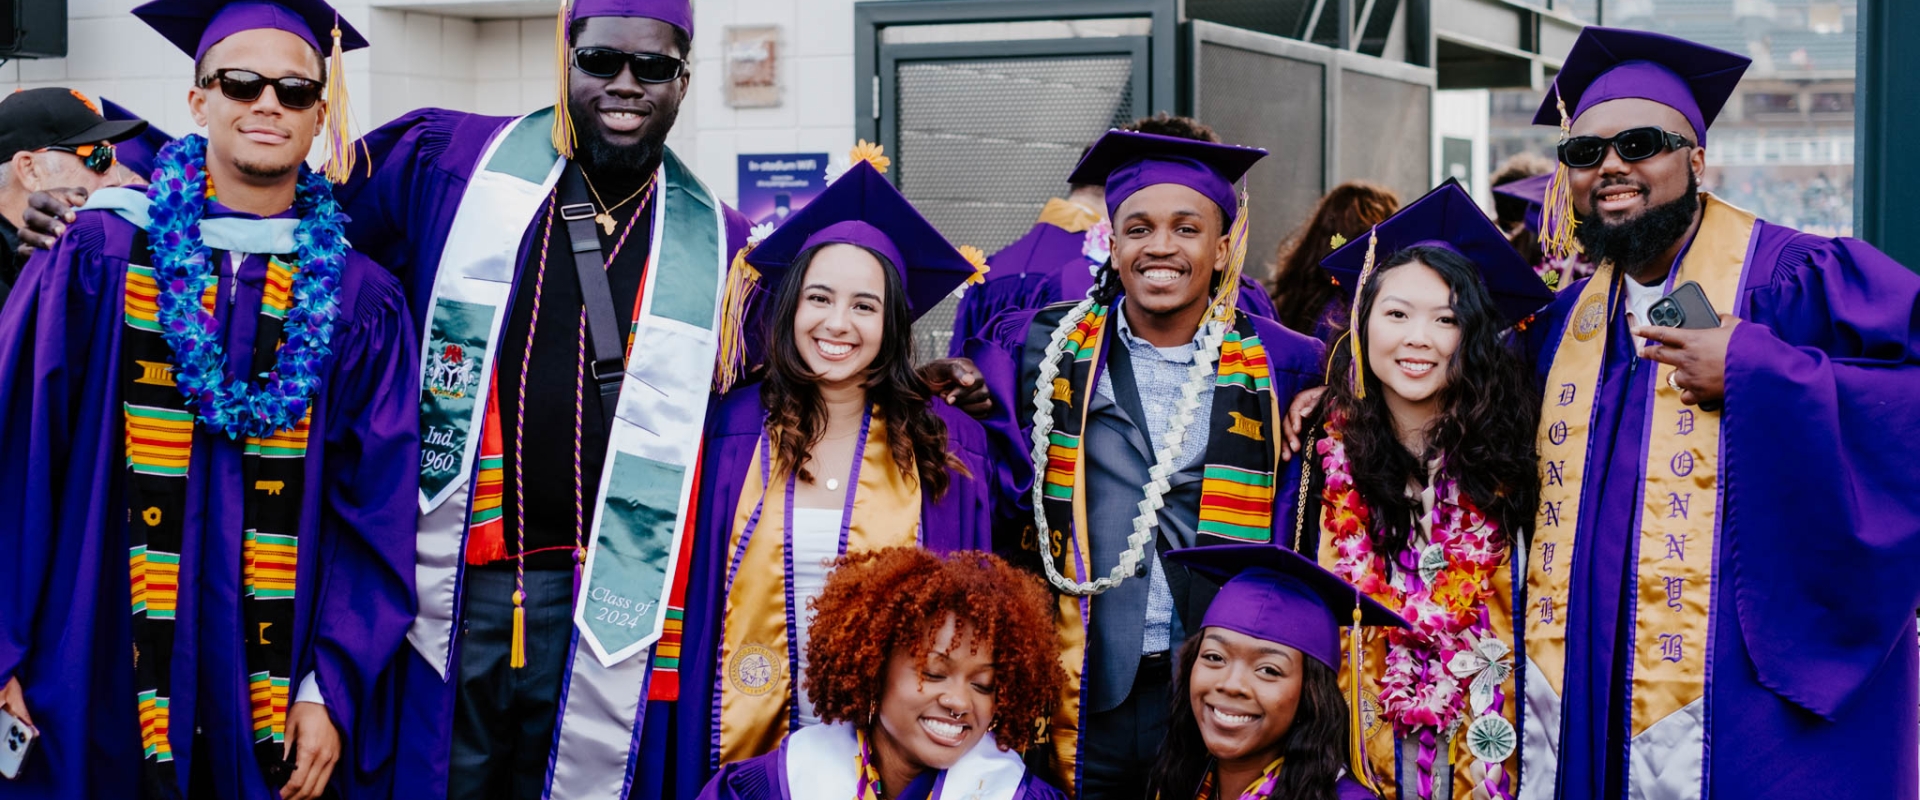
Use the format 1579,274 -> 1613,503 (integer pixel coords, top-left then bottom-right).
0,88 -> 151,162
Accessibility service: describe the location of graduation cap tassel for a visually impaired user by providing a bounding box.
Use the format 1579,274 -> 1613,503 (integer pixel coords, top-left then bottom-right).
1207,189 -> 1253,325
1539,87 -> 1583,262
321,20 -> 367,183
551,0 -> 577,160
712,245 -> 761,393
1347,601 -> 1380,794
1347,228 -> 1379,400
510,588 -> 528,669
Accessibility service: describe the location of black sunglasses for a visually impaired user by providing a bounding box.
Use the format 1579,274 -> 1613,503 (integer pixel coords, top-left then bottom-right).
199,68 -> 325,110
1557,127 -> 1694,169
572,47 -> 687,83
41,142 -> 116,174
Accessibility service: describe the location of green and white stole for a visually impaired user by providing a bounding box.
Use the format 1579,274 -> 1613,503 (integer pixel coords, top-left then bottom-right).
1029,302 -> 1282,789
405,108 -> 731,800
1520,195 -> 1756,800
122,237 -> 309,792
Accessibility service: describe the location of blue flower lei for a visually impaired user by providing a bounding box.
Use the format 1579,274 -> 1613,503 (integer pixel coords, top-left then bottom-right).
146,134 -> 347,439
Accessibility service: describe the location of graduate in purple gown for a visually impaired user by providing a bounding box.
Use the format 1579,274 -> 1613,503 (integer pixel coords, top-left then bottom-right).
962,129 -> 1325,798
650,148 -> 1004,799
945,173 -> 1104,358
1513,26 -> 1920,800
0,2 -> 417,798
1149,545 -> 1411,800
698,547 -> 1067,800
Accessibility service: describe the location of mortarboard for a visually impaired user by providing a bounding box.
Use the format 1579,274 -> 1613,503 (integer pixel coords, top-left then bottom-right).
100,98 -> 173,180
1532,26 -> 1751,146
1168,543 -> 1407,795
132,0 -> 370,182
1067,129 -> 1266,225
1492,171 -> 1551,235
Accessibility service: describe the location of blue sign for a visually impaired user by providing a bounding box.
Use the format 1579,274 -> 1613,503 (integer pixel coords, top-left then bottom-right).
737,153 -> 830,228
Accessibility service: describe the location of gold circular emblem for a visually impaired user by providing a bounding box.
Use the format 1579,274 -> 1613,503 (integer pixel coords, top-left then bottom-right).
728,644 -> 781,696
1572,294 -> 1607,342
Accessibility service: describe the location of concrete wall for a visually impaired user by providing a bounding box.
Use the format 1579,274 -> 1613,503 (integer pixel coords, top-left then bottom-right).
12,0 -> 863,207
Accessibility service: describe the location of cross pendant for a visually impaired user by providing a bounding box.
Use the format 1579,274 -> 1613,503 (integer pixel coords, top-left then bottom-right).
596,213 -> 617,235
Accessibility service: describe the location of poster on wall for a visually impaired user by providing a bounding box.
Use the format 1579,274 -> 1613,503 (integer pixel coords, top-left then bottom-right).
737,153 -> 830,228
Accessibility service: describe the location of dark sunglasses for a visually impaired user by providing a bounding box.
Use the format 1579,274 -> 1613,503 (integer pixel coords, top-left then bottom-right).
1557,126 -> 1694,169
40,142 -> 116,174
199,68 -> 325,110
572,47 -> 687,83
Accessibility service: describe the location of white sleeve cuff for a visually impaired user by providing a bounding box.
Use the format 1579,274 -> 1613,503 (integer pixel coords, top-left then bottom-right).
294,673 -> 325,706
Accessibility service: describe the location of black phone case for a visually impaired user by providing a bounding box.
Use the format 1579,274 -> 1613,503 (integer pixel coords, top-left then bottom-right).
1664,280 -> 1720,329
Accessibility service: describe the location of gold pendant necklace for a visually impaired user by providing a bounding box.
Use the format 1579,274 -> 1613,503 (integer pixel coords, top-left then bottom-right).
581,171 -> 655,235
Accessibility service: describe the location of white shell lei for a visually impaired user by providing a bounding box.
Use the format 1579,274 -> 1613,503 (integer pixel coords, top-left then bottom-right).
1027,297 -> 1229,596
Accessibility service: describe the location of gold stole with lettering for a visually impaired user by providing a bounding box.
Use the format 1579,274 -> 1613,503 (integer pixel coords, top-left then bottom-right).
716,415 -> 923,765
1524,195 -> 1755,797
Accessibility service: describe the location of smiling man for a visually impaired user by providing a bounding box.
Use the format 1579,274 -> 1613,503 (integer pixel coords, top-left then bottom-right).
0,88 -> 147,306
0,1 -> 419,798
1515,26 -> 1920,800
964,129 -> 1324,798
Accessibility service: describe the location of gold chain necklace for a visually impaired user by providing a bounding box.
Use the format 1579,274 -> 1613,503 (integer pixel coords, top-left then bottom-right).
581,170 -> 655,235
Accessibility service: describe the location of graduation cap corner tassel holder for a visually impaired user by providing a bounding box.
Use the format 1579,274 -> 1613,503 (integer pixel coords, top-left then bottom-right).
320,18 -> 367,183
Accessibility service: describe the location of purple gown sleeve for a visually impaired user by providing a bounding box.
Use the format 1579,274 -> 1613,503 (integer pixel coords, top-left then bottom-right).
1723,234 -> 1920,720
309,259 -> 422,791
332,109 -> 471,282
924,402 -> 998,554
958,309 -> 1043,557
695,749 -> 783,800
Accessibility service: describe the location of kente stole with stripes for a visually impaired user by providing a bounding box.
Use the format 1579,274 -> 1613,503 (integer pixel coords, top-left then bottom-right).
123,240 -> 310,792
1031,302 -> 1281,787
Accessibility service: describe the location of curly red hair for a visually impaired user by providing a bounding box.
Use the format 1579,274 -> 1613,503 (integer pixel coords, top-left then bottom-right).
803,547 -> 1062,752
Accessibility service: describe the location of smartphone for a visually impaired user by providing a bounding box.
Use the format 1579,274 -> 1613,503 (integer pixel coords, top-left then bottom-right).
0,708 -> 36,780
1646,280 -> 1720,330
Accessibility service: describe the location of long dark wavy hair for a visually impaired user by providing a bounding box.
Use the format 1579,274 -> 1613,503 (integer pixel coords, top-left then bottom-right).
760,243 -> 965,500
1146,633 -> 1351,800
1320,245 -> 1540,565
1266,182 -> 1401,337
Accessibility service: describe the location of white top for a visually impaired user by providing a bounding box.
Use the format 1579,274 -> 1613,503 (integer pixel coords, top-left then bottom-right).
1622,275 -> 1665,348
790,507 -> 843,728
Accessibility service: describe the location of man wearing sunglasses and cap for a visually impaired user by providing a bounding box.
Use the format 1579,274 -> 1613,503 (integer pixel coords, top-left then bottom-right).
1506,25 -> 1920,800
0,87 -> 147,307
0,1 -> 420,799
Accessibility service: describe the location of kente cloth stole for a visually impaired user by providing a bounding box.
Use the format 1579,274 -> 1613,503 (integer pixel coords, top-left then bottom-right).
714,414 -> 923,766
1030,303 -> 1281,790
123,242 -> 310,794
1520,196 -> 1756,800
1305,432 -> 1520,800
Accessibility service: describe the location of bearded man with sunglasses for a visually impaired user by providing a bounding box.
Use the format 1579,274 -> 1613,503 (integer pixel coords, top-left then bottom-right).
1505,27 -> 1920,800
0,1 -> 421,799
0,88 -> 147,308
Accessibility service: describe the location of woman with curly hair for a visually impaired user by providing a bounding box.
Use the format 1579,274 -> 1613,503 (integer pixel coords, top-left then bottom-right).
1279,182 -> 1552,800
1148,544 -> 1407,800
642,149 -> 1007,799
699,548 -> 1067,800
1266,181 -> 1402,343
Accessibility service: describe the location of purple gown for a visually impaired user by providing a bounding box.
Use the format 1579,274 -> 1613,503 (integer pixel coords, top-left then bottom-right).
330,108 -> 752,799
0,209 -> 420,799
634,387 -> 1002,800
947,220 -> 1097,357
1518,224 -> 1920,798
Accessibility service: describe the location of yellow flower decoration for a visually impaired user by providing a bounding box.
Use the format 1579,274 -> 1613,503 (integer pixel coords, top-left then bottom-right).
961,245 -> 990,285
1330,232 -> 1348,249
849,139 -> 890,174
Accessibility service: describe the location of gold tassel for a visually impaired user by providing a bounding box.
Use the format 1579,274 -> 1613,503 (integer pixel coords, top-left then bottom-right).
551,0 -> 577,160
1207,189 -> 1253,325
320,20 -> 367,183
1539,87 -> 1582,262
1348,227 -> 1379,399
510,589 -> 528,669
712,244 -> 761,393
1347,601 -> 1379,793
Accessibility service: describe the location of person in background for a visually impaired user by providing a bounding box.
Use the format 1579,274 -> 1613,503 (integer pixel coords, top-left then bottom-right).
698,548 -> 1066,800
946,148 -> 1105,358
0,87 -> 146,305
1264,181 -> 1400,344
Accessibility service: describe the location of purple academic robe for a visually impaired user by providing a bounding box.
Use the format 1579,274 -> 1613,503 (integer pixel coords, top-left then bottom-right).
634,387 -> 1001,800
331,108 -> 752,800
1518,223 -> 1920,798
695,741 -> 1068,800
0,209 -> 419,799
1042,267 -> 1280,323
947,220 -> 1098,357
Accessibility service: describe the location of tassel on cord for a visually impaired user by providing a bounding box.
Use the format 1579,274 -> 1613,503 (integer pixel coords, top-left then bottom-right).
551,0 -> 577,159
1207,189 -> 1253,325
1539,86 -> 1582,262
1348,601 -> 1379,794
713,245 -> 761,393
510,588 -> 528,668
1348,227 -> 1379,399
320,20 -> 367,183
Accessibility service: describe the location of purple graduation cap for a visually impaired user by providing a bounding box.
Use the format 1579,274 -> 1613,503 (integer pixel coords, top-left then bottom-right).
566,0 -> 693,37
745,160 -> 978,321
1321,180 -> 1554,327
1169,544 -> 1406,669
100,98 -> 173,181
1492,171 -> 1552,236
132,0 -> 368,59
1067,129 -> 1267,223
1531,26 -> 1751,145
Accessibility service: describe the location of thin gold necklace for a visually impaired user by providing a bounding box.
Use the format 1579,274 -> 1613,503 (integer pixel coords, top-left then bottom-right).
581,171 -> 655,235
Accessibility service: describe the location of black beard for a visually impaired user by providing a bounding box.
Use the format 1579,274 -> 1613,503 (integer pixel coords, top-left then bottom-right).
1574,172 -> 1700,274
570,97 -> 676,190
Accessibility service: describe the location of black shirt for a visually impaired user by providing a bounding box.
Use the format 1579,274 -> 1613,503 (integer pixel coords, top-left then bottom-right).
0,215 -> 21,310
491,171 -> 655,571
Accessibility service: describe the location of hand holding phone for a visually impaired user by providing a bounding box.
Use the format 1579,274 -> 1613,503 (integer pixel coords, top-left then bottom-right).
0,706 -> 37,780
1646,280 -> 1720,330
